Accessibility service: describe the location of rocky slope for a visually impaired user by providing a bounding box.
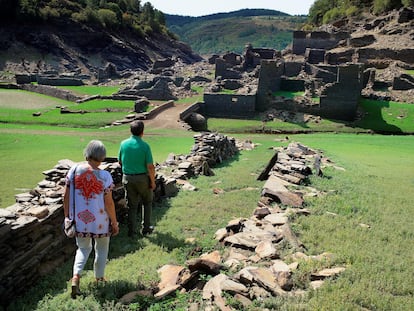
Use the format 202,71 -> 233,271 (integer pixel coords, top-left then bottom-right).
0,19 -> 202,82
333,7 -> 414,103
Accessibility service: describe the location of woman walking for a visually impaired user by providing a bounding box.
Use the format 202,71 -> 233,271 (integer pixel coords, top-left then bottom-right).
63,140 -> 119,298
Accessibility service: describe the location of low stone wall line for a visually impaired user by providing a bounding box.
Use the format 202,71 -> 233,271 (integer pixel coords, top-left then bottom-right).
0,132 -> 239,307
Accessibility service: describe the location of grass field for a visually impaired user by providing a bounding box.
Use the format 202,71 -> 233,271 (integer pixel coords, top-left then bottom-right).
1,87 -> 414,310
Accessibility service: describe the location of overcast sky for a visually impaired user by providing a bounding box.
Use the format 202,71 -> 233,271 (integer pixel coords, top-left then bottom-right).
145,1 -> 315,17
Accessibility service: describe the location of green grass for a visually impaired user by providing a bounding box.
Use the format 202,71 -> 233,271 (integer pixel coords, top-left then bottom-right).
355,98 -> 414,133
273,90 -> 306,98
207,94 -> 413,135
2,88 -> 413,133
56,85 -> 121,96
207,116 -> 359,133
0,124 -> 194,209
2,86 -> 414,310
0,90 -> 137,127
5,132 -> 414,310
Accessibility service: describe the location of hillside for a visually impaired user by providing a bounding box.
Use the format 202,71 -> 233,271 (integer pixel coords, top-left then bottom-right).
165,9 -> 307,55
0,1 -> 202,82
0,20 -> 202,82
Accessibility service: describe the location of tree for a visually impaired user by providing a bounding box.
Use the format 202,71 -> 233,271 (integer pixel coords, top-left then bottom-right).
308,0 -> 334,25
97,8 -> 118,28
141,1 -> 154,22
401,0 -> 414,6
19,0 -> 41,19
154,9 -> 165,25
373,0 -> 402,14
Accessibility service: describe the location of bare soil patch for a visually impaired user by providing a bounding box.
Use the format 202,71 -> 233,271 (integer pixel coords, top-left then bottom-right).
0,90 -> 62,109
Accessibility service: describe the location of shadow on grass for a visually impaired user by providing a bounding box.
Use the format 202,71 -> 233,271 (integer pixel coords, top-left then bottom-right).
352,100 -> 403,134
87,279 -> 152,305
7,228 -> 147,310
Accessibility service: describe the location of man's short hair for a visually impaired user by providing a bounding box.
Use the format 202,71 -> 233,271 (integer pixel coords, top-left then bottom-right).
130,120 -> 144,136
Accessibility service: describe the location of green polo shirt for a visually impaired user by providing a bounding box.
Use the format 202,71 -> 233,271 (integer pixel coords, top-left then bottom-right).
118,135 -> 153,175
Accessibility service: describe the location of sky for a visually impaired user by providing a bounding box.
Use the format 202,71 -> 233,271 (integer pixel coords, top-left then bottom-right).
145,0 -> 315,17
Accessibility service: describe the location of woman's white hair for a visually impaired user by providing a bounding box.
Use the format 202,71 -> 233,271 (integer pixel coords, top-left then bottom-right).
83,140 -> 107,161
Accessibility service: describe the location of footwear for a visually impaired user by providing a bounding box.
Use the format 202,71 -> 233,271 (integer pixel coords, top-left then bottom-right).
71,275 -> 81,299
95,277 -> 107,285
141,226 -> 154,236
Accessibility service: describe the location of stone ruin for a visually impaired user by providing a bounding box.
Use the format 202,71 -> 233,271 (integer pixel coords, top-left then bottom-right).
120,142 -> 347,309
8,7 -> 414,127
200,7 -> 414,123
0,132 -> 238,306
0,133 -> 348,308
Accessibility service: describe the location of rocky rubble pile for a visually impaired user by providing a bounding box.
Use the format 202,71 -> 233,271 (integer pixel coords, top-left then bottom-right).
160,132 -> 239,180
143,142 -> 346,310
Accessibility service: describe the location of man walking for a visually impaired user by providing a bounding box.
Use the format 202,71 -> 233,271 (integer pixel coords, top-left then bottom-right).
118,121 -> 156,237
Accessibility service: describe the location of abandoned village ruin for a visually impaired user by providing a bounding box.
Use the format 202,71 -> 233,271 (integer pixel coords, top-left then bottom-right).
11,7 -> 414,128
201,7 -> 414,123
1,6 -> 414,308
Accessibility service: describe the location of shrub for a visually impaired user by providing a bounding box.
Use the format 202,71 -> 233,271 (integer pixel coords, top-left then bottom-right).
143,24 -> 153,35
345,5 -> 360,17
97,8 -> 118,28
373,0 -> 403,14
132,23 -> 145,38
238,28 -> 257,38
39,6 -> 60,20
76,7 -> 101,25
402,0 -> 414,5
323,7 -> 345,24
104,2 -> 122,22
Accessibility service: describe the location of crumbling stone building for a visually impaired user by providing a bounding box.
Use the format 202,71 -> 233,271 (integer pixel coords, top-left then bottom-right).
204,32 -> 365,121
204,7 -> 414,122
257,59 -> 365,121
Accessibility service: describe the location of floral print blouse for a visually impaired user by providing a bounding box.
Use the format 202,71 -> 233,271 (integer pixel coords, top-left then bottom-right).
66,163 -> 114,238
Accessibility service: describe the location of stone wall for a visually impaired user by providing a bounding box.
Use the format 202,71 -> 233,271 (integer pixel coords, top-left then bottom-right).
15,74 -> 88,86
243,44 -> 276,69
265,63 -> 364,121
358,47 -> 414,65
325,49 -> 356,65
0,133 -> 239,307
179,102 -> 203,121
292,30 -> 350,55
284,61 -> 303,77
201,93 -> 256,118
393,73 -> 414,90
305,63 -> 338,83
256,60 -> 284,112
18,84 -> 82,102
280,78 -> 305,92
36,76 -> 84,86
215,57 -> 243,79
305,48 -> 325,64
318,64 -> 364,120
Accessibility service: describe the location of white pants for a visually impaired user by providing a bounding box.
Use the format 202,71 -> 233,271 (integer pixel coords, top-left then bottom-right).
73,236 -> 110,278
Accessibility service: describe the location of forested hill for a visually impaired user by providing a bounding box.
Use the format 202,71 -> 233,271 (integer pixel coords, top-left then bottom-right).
0,0 -> 202,79
165,9 -> 291,26
165,9 -> 307,55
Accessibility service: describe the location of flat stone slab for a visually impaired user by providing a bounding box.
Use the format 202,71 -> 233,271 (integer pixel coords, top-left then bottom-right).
224,231 -> 278,249
264,213 -> 288,225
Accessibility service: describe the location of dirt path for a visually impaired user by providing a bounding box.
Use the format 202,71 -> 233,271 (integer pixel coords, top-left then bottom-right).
144,102 -> 193,130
